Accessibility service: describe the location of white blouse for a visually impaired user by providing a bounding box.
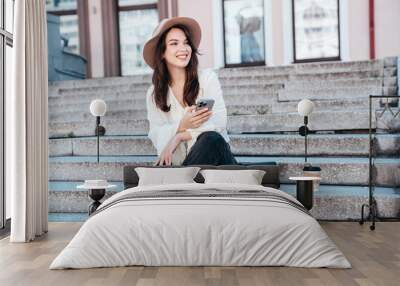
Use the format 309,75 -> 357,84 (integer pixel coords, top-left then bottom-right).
146,69 -> 229,165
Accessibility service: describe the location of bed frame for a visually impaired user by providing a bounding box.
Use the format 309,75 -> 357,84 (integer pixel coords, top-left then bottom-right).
123,164 -> 281,189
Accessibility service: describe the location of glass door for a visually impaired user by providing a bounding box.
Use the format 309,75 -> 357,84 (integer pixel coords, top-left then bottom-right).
0,0 -> 4,229
0,0 -> 14,230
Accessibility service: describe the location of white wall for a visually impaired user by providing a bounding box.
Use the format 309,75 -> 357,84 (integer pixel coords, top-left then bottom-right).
347,0 -> 370,61
88,0 -> 104,78
375,0 -> 400,59
177,0 -> 216,69
85,0 -> 400,76
212,0 -> 224,69
175,0 -> 400,68
269,0 -> 285,66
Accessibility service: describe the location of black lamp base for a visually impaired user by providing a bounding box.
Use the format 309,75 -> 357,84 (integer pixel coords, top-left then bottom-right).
298,125 -> 309,136
88,188 -> 106,215
95,125 -> 106,136
296,180 -> 314,210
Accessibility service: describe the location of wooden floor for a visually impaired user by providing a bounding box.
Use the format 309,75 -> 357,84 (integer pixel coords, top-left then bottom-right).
0,222 -> 399,286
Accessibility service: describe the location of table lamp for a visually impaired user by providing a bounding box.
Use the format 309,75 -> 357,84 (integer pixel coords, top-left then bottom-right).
297,99 -> 314,164
298,99 -> 321,190
90,99 -> 107,163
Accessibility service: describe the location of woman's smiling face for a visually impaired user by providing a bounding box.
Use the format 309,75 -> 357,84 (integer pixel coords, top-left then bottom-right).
163,27 -> 192,69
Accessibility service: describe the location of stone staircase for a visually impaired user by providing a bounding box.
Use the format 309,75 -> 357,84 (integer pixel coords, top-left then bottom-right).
48,58 -> 400,220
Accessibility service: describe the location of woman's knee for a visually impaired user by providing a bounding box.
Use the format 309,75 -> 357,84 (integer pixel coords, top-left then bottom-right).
197,131 -> 225,145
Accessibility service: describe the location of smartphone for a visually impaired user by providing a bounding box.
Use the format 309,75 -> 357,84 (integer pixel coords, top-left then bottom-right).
195,99 -> 215,111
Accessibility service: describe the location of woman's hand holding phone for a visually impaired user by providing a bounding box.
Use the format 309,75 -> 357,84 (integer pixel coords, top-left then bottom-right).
178,105 -> 212,132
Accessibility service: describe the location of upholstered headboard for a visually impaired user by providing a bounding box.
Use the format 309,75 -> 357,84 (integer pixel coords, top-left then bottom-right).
123,164 -> 280,189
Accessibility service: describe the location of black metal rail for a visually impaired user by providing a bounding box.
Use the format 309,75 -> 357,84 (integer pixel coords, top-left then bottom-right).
360,95 -> 400,230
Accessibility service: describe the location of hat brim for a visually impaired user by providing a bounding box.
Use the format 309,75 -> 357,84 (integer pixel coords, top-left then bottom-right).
143,17 -> 202,70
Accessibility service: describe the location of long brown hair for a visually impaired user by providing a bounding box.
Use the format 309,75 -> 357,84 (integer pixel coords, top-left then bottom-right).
152,24 -> 200,112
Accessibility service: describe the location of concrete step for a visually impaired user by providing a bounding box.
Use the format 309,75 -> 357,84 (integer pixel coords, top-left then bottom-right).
48,90 -> 282,114
54,82 -> 150,98
219,71 -> 383,89
287,70 -> 383,82
49,103 -> 273,123
384,67 -> 397,77
218,60 -> 384,78
50,109 -> 382,137
383,57 -> 398,67
48,155 -> 400,187
48,75 -> 384,106
47,181 -> 400,220
47,60 -> 387,96
49,109 -> 148,122
47,83 -> 387,115
49,81 -> 285,101
48,212 -> 89,222
47,60 -> 391,114
49,95 -> 389,124
227,110 -> 371,134
48,60 -> 388,104
49,118 -> 149,137
59,81 -> 147,92
48,74 -> 152,91
48,97 -> 145,110
48,90 -> 281,112
49,134 -> 400,157
280,184 -> 400,220
284,78 -> 383,90
271,97 -> 381,113
48,91 -> 147,107
278,85 -> 383,102
295,59 -> 386,73
48,181 -> 123,213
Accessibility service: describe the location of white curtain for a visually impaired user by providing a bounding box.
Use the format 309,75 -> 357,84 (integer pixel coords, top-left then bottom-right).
8,0 -> 49,242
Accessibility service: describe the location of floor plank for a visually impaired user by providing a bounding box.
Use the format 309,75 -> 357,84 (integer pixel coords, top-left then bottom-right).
0,222 -> 399,286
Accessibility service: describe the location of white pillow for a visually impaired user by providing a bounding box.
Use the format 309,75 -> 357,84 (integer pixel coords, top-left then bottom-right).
135,167 -> 200,186
200,169 -> 266,185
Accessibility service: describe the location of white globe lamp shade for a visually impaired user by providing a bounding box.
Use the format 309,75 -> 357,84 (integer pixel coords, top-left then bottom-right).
90,99 -> 107,117
297,99 -> 314,117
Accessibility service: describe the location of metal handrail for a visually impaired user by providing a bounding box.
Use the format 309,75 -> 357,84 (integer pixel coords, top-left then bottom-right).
360,95 -> 400,231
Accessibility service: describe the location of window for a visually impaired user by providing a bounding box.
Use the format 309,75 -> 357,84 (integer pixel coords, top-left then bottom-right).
222,0 -> 265,67
46,0 -> 80,54
118,0 -> 159,75
1,0 -> 14,230
292,0 -> 340,62
46,0 -> 91,77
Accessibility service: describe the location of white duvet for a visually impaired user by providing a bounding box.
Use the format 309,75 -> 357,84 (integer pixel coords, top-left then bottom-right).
50,183 -> 351,269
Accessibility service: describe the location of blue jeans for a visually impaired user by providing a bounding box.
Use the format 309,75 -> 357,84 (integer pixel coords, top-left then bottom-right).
182,131 -> 238,166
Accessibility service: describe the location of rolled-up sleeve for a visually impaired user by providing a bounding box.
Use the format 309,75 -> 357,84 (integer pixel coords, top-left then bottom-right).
187,70 -> 227,143
146,87 -> 180,155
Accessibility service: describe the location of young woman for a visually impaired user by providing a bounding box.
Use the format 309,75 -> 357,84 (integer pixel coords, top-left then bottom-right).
143,17 -> 237,166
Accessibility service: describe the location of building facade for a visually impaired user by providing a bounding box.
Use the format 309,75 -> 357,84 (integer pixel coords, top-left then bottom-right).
46,0 -> 400,78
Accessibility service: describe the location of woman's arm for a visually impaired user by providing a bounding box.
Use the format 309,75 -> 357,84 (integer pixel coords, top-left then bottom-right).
146,86 -> 181,155
186,70 -> 227,140
155,131 -> 192,166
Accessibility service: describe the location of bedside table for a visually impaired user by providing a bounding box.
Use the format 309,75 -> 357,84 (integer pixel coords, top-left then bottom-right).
77,180 -> 116,215
289,177 -> 321,210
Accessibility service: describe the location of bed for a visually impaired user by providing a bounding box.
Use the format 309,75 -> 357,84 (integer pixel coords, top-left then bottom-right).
50,164 -> 351,269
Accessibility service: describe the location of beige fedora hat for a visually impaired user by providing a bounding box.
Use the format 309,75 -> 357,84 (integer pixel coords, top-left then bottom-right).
143,17 -> 202,69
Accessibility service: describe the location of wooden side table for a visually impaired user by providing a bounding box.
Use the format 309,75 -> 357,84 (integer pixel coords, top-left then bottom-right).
289,177 -> 321,210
